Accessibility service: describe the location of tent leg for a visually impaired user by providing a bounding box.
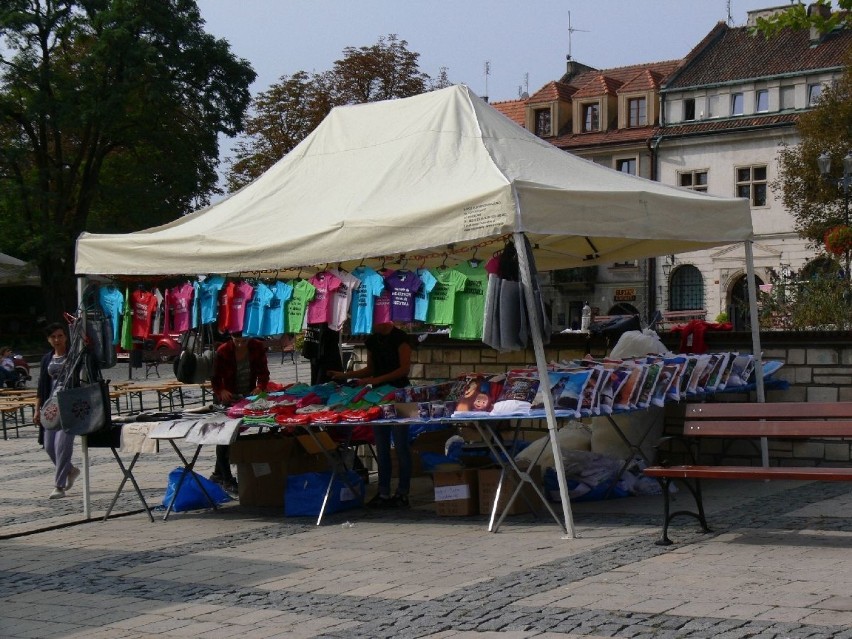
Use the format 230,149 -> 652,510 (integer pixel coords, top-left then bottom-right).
744,241 -> 768,467
513,232 -> 575,538
77,277 -> 92,520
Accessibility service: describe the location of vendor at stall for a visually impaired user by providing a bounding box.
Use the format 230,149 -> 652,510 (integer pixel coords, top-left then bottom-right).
210,331 -> 270,493
330,321 -> 412,508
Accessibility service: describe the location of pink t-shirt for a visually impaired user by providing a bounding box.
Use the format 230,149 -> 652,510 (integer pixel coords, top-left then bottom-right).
306,271 -> 343,325
164,282 -> 194,333
226,281 -> 255,333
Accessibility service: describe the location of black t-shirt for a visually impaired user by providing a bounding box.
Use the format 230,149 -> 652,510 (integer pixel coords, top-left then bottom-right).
364,327 -> 410,387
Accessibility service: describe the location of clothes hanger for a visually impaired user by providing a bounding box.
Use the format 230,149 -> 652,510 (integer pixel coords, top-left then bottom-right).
469,247 -> 480,268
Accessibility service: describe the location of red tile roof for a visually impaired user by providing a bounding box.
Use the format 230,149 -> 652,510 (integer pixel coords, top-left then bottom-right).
551,125 -> 658,150
664,23 -> 852,89
527,81 -> 576,104
573,74 -> 623,98
566,60 -> 681,90
618,69 -> 664,94
490,99 -> 527,127
660,113 -> 800,136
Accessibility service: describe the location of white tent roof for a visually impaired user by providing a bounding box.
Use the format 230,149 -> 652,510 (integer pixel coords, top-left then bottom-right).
75,84 -> 752,276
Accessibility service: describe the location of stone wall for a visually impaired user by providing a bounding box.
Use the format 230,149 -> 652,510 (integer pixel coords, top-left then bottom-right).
349,329 -> 852,466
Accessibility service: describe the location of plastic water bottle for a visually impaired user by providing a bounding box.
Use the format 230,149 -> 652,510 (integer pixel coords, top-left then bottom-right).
581,302 -> 592,332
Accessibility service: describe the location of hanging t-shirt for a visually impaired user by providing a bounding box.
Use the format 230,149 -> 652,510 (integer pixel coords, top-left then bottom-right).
327,269 -> 361,332
386,270 -> 423,323
306,271 -> 343,325
285,279 -> 316,333
372,269 -> 395,325
226,281 -> 255,333
130,289 -> 158,339
243,282 -> 273,337
350,266 -> 385,335
164,282 -> 194,334
217,281 -> 233,333
413,268 -> 437,322
98,285 -> 124,345
450,261 -> 488,340
120,288 -> 133,351
196,275 -> 224,326
261,281 -> 293,336
426,268 -> 467,326
151,288 -> 164,335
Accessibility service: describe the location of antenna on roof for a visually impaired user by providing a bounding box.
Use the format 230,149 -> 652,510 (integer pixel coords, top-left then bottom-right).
567,11 -> 590,61
484,60 -> 490,100
726,0 -> 734,26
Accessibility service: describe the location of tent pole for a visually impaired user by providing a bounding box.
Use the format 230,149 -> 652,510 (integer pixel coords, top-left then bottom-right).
744,241 -> 768,466
77,277 -> 92,519
513,232 -> 575,538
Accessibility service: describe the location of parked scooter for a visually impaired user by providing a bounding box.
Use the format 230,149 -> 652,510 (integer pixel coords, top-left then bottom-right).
4,353 -> 30,389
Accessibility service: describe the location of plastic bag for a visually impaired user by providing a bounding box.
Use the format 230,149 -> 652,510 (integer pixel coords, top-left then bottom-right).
162,467 -> 231,512
285,470 -> 363,517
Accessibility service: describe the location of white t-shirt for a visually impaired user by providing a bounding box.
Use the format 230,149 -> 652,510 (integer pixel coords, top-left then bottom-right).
327,269 -> 361,331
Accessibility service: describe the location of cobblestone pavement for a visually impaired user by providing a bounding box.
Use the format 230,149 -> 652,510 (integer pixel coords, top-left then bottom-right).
3,357 -> 852,637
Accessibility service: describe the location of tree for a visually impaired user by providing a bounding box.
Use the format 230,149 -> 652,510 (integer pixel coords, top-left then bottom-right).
0,0 -> 257,321
752,0 -> 852,38
227,34 -> 445,191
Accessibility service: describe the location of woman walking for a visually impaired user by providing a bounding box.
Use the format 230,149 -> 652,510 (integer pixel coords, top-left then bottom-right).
33,322 -> 80,499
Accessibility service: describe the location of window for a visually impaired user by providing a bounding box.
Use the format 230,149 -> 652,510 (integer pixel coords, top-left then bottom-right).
736,165 -> 768,206
679,170 -> 708,193
683,98 -> 696,121
731,92 -> 744,116
755,89 -> 769,113
707,95 -> 720,118
780,85 -> 795,110
669,265 -> 704,311
534,108 -> 551,136
616,158 -> 637,175
582,103 -> 599,132
808,83 -> 822,106
628,97 -> 647,127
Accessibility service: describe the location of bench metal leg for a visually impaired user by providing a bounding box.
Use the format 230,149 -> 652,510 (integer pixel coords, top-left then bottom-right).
656,476 -> 712,545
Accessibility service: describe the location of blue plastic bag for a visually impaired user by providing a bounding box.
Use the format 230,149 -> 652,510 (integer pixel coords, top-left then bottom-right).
162,467 -> 231,512
285,470 -> 363,517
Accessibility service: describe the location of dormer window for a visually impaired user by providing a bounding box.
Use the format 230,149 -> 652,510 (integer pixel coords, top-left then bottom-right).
755,90 -> 769,113
534,108 -> 552,136
808,83 -> 822,106
683,98 -> 696,121
627,97 -> 647,127
582,103 -> 600,132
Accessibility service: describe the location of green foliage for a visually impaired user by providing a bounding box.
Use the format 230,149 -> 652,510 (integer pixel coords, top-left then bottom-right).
760,272 -> 852,330
714,312 -> 729,323
0,0 -> 256,318
751,0 -> 852,38
227,34 -> 446,191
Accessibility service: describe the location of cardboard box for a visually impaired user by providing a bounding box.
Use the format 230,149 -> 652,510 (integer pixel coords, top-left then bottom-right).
391,426 -> 457,478
478,467 -> 541,516
230,434 -> 329,506
230,435 -> 293,507
296,431 -> 336,455
433,469 -> 479,516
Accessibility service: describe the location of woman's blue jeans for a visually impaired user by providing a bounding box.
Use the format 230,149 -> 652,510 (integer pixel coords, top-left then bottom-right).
372,423 -> 411,497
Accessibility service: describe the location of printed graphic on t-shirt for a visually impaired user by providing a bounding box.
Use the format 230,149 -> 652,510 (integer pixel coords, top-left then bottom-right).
226,281 -> 255,333
425,268 -> 467,325
130,289 -> 158,339
350,266 -> 385,335
386,270 -> 422,323
165,282 -> 194,334
450,261 -> 488,340
306,271 -> 343,325
285,279 -> 317,333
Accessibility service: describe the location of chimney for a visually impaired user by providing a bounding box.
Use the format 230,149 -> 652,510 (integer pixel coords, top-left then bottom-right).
808,2 -> 832,43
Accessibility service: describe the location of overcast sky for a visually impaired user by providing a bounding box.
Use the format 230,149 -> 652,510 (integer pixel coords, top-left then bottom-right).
195,0 -> 799,103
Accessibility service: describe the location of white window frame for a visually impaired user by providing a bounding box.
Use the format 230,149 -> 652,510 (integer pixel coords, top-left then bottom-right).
615,156 -> 638,175
731,92 -> 744,116
755,89 -> 769,113
627,96 -> 647,127
581,101 -> 600,132
808,83 -> 823,106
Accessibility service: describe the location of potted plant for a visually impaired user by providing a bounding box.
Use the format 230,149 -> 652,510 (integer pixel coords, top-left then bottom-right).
823,225 -> 852,256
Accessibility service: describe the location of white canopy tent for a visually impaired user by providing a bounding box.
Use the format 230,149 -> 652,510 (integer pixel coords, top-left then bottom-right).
76,85 -> 760,533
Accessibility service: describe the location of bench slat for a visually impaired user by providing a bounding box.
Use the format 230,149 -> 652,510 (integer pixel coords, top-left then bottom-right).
684,420 -> 852,438
645,465 -> 852,482
686,402 -> 852,419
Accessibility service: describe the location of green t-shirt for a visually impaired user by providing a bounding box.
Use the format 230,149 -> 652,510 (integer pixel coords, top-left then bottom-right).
450,261 -> 488,340
426,268 -> 467,325
285,279 -> 317,333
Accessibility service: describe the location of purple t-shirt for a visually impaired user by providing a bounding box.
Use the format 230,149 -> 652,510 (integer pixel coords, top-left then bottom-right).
386,270 -> 423,322
372,270 -> 395,325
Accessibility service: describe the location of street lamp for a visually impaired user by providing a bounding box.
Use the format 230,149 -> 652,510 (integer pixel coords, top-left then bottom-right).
818,150 -> 852,279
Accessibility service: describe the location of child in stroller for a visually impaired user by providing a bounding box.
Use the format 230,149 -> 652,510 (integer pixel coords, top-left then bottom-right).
0,346 -> 28,389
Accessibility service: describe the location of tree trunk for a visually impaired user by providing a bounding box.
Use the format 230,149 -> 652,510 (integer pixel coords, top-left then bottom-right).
38,256 -> 78,325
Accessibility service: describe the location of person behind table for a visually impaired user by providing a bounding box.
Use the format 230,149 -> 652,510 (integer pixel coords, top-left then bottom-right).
0,346 -> 16,387
210,330 -> 270,493
329,321 -> 412,508
33,323 -> 81,499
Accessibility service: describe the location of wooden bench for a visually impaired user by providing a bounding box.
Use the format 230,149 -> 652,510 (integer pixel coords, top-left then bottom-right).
644,402 -> 852,545
660,309 -> 706,329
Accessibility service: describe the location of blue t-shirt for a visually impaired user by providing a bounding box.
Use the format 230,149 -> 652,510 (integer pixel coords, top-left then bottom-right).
243,282 -> 274,337
350,266 -> 385,335
196,275 -> 225,326
414,269 -> 438,322
261,281 -> 293,336
98,286 -> 124,345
